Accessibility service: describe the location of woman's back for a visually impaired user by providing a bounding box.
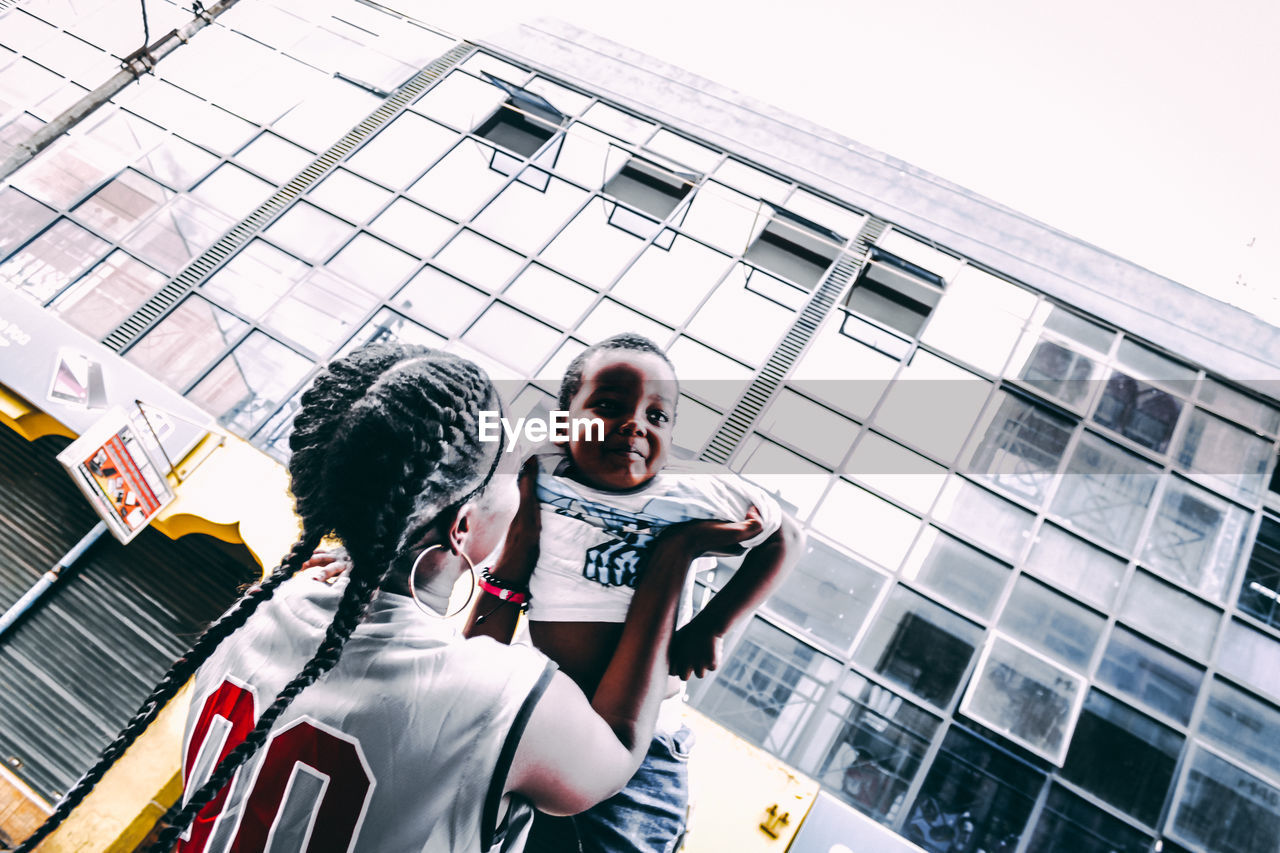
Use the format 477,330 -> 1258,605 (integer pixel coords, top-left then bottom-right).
181,575 -> 554,853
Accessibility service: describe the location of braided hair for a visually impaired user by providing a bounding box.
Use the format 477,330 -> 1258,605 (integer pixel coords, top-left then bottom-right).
556,333 -> 677,411
14,343 -> 499,852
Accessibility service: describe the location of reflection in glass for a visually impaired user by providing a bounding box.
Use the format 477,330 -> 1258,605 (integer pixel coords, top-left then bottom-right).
345,111 -> 457,189
262,201 -> 351,264
1198,378 -> 1280,436
461,302 -> 560,375
961,635 -> 1084,762
610,234 -> 732,327
1061,690 -> 1182,826
798,674 -> 939,825
756,389 -> 857,468
905,727 -> 1041,853
964,391 -> 1073,505
1026,785 -> 1151,853
125,296 -> 246,391
811,479 -> 919,569
1171,746 -> 1280,853
260,270 -> 378,356
72,169 -> 172,241
1049,432 -> 1159,553
1239,515 -> 1280,630
1119,571 -> 1220,659
1024,523 -> 1126,610
902,529 -> 1010,620
1141,478 -> 1248,602
391,267 -> 489,336
1093,369 -> 1182,454
1018,338 -> 1097,409
0,218 -> 109,303
762,538 -> 886,651
52,251 -> 167,339
854,586 -> 981,708
843,432 -> 947,514
1178,408 -> 1272,501
997,576 -> 1103,670
187,332 -> 311,433
1217,620 -> 1280,702
933,477 -> 1034,561
369,199 -> 455,259
873,351 -> 990,465
1096,626 -> 1202,724
0,187 -> 56,257
1200,678 -> 1280,783
693,618 -> 841,755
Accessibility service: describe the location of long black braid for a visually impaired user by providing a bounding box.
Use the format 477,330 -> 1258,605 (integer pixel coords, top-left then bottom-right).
13,344 -> 497,852
147,345 -> 499,850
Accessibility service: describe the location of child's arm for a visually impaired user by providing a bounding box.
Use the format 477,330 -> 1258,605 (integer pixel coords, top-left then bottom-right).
668,511 -> 805,679
463,459 -> 539,643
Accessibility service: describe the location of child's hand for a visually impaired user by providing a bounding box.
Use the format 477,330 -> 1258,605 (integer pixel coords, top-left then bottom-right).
301,547 -> 351,584
663,505 -> 764,558
669,619 -> 724,680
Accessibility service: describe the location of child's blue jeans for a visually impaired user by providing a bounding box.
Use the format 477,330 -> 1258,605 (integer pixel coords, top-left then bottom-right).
526,725 -> 694,853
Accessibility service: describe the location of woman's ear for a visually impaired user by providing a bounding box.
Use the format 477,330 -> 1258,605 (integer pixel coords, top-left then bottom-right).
448,508 -> 470,556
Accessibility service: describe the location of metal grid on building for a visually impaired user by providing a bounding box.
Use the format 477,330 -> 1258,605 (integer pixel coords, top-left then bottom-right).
2,1 -> 1280,850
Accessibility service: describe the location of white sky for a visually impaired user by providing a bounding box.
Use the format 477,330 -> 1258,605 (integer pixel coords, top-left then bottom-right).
404,0 -> 1280,328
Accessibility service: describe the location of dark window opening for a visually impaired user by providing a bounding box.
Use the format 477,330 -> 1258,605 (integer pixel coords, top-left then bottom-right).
603,155 -> 697,223
476,74 -> 567,180
874,611 -> 975,708
744,208 -> 843,290
1239,514 -> 1280,630
843,247 -> 943,343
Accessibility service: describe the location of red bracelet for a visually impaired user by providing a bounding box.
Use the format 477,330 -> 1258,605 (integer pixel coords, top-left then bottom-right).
478,578 -> 529,605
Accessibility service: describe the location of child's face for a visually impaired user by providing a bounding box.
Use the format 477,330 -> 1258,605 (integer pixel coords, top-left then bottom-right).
562,350 -> 677,491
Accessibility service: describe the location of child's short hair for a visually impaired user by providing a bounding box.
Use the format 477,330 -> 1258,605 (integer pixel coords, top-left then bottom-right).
557,333 -> 677,411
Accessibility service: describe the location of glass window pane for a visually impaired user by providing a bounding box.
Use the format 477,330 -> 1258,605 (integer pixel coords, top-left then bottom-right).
272,77 -> 381,152
1049,432 -> 1160,553
581,102 -> 654,144
338,307 -> 445,356
713,159 -> 791,204
1218,620 -> 1280,702
921,266 -> 1035,375
797,673 -> 939,824
1015,336 -> 1101,410
0,218 -> 109,302
501,264 -> 594,329
405,138 -> 512,221
1199,378 -> 1280,436
756,389 -> 858,468
260,270 -> 378,357
545,122 -> 626,189
666,335 -> 753,412
877,229 -> 963,281
964,634 -> 1087,764
1096,626 -> 1202,724
369,199 -> 455,259
539,198 -> 647,288
460,302 -> 560,375
573,299 -> 672,348
610,233 -> 733,328
71,169 -> 172,242
1027,785 -> 1152,853
784,190 -> 864,242
906,727 -> 1041,853
50,251 -> 166,338
1201,678 -> 1280,783
1116,338 -> 1196,393
133,132 -> 219,191
762,537 -> 887,651
411,70 -> 505,131
1093,369 -> 1183,454
432,229 -> 523,293
1141,478 -> 1249,602
679,181 -> 765,255
201,238 -> 309,319
1178,409 -> 1273,502
874,351 -> 991,464
346,111 -> 457,189
1061,690 -> 1182,826
234,131 -> 312,185
391,267 -> 489,337
0,187 -> 57,257
326,233 -> 419,297
120,197 -> 232,276
933,477 -> 1034,561
1172,746 -> 1280,853
1024,523 -> 1126,610
685,264 -> 796,367
902,528 -> 1010,620
262,201 -> 353,264
306,168 -> 391,225
963,390 -> 1075,506
1120,570 -> 1220,659
472,169 -> 586,255
670,394 -> 721,458
125,296 -> 246,390
187,332 -> 311,434
10,135 -> 125,209
1239,516 -> 1280,630
734,435 -> 832,521
843,432 -> 947,514
854,586 -> 982,708
189,163 -> 274,221
811,479 -> 919,569
692,618 -> 841,755
998,576 -> 1104,670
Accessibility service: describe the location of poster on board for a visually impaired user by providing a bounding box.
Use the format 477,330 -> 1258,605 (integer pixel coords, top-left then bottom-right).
57,406 -> 175,544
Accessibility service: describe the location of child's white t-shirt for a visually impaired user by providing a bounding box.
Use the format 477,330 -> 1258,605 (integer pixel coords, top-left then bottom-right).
525,449 -> 783,623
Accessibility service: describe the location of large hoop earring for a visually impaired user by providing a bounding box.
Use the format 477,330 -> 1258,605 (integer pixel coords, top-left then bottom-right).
408,544 -> 477,619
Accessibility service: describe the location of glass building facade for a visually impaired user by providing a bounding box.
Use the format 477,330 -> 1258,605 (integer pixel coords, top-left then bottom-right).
2,1 -> 1280,851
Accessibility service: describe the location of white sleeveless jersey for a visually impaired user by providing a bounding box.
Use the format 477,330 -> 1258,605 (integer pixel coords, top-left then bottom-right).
179,575 -> 555,853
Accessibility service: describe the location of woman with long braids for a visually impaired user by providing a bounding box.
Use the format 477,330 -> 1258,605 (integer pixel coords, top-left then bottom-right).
14,342 -> 760,853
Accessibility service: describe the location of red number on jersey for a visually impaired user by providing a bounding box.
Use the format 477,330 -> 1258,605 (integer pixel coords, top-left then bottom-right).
180,679 -> 374,853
